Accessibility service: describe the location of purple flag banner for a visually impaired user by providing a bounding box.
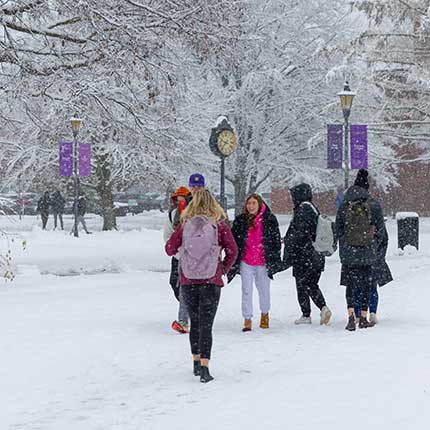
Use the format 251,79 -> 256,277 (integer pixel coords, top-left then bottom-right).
327,124 -> 343,169
59,142 -> 73,177
79,143 -> 91,177
350,124 -> 368,170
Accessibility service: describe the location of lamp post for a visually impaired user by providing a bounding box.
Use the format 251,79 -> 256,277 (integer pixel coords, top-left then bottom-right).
337,81 -> 356,189
70,116 -> 82,237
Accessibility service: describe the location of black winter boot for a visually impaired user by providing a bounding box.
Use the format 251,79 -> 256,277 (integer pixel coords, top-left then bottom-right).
359,316 -> 375,329
200,366 -> 214,383
193,360 -> 201,376
345,314 -> 356,331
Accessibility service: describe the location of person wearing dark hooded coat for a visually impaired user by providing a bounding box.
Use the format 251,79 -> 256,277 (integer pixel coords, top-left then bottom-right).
336,169 -> 386,330
37,191 -> 50,230
282,183 -> 332,325
339,170 -> 393,326
228,194 -> 282,332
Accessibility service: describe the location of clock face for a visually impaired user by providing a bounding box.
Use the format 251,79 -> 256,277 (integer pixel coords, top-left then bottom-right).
217,130 -> 237,156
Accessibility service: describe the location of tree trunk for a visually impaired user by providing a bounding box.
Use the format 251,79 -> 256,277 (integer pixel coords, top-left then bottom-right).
232,122 -> 254,217
95,153 -> 116,231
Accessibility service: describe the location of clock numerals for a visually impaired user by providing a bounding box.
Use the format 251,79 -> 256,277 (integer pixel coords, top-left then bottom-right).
217,130 -> 237,156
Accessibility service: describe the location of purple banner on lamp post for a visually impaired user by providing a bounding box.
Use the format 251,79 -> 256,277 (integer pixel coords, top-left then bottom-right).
59,142 -> 73,177
350,124 -> 368,169
79,143 -> 91,177
327,124 -> 343,169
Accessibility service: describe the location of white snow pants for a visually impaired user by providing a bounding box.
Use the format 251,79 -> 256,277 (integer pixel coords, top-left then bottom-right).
240,261 -> 271,319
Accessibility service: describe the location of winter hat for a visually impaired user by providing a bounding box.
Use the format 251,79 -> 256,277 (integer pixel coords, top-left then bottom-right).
354,169 -> 369,190
188,173 -> 205,188
171,186 -> 189,202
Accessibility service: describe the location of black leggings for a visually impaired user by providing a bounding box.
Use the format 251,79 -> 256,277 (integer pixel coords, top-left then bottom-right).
182,284 -> 221,360
295,271 -> 326,317
169,258 -> 180,301
344,266 -> 373,311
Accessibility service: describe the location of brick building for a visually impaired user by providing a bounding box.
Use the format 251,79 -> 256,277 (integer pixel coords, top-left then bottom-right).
272,158 -> 430,216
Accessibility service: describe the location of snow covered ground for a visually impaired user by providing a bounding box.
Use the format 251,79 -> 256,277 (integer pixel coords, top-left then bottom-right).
1,211 -> 429,430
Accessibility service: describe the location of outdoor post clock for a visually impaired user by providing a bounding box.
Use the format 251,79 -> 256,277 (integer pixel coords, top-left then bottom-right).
209,117 -> 237,158
208,117 -> 237,211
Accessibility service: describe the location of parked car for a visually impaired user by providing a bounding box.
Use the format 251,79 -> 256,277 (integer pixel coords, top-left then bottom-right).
113,201 -> 129,217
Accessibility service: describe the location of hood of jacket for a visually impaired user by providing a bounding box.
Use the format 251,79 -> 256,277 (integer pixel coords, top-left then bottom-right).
290,183 -> 312,208
343,185 -> 369,202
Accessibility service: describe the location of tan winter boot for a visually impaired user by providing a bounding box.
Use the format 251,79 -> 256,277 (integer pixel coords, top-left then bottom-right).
369,312 -> 378,324
320,306 -> 332,325
242,319 -> 252,332
260,313 -> 269,329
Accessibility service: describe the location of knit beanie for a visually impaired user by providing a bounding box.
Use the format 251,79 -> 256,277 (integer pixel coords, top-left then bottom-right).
354,169 -> 369,190
171,186 -> 190,202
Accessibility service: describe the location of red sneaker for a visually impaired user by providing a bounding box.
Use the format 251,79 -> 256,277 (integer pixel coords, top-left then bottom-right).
172,320 -> 189,334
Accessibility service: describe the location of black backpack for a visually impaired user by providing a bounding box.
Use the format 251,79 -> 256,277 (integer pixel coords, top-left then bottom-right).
344,200 -> 372,247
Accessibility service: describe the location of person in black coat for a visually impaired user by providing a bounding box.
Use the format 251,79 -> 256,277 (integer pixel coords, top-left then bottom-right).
51,190 -> 66,230
282,183 -> 332,325
37,191 -> 50,230
336,169 -> 387,330
228,194 -> 282,331
350,221 -> 392,324
339,170 -> 393,326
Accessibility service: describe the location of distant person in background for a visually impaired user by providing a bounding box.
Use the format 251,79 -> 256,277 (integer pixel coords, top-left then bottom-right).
73,192 -> 92,234
51,190 -> 66,230
37,191 -> 51,230
335,186 -> 344,210
163,186 -> 191,334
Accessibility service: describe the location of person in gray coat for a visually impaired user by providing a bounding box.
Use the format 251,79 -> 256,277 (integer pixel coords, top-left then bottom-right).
336,170 -> 386,330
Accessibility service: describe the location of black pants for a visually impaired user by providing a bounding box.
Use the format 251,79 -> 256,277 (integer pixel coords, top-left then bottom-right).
53,212 -> 64,230
169,257 -> 180,301
295,271 -> 326,317
345,266 -> 373,311
41,212 -> 49,229
182,284 -> 221,360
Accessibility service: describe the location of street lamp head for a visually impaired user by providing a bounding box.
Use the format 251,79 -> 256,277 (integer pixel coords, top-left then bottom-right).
337,81 -> 356,121
70,116 -> 82,137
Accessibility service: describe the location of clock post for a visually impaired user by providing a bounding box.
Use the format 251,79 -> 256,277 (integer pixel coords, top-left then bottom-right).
209,116 -> 237,211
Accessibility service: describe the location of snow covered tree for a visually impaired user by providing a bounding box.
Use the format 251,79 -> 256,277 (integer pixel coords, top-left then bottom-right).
183,0 -> 362,215
0,0 -> 238,228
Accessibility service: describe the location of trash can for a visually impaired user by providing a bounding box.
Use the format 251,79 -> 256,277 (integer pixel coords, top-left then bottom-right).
396,212 -> 419,250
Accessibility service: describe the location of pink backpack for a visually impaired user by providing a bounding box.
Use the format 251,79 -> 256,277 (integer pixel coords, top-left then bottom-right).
180,216 -> 221,279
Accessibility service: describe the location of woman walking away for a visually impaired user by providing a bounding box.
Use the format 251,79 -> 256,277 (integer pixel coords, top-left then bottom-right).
337,169 -> 388,330
283,183 -> 332,325
352,218 -> 392,325
163,186 -> 190,333
165,190 -> 238,383
228,194 -> 282,332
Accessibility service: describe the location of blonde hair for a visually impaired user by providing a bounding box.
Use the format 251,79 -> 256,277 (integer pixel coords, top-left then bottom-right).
181,189 -> 226,223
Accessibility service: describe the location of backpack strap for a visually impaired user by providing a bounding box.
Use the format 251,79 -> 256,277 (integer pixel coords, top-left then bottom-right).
300,201 -> 319,216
